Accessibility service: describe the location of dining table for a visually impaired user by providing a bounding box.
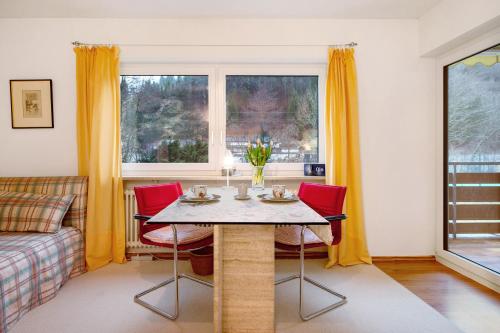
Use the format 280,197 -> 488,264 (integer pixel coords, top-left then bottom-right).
147,187 -> 332,333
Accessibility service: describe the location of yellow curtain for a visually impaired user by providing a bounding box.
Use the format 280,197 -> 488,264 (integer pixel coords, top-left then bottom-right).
74,46 -> 126,270
325,48 -> 371,267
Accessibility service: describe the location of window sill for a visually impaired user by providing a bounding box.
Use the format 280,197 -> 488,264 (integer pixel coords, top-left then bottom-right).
122,174 -> 325,181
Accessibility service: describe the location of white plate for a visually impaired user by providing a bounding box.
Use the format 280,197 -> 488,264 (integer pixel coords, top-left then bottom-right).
179,194 -> 221,203
257,193 -> 299,202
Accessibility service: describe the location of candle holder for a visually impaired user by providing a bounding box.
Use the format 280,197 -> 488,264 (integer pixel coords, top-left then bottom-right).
222,150 -> 234,189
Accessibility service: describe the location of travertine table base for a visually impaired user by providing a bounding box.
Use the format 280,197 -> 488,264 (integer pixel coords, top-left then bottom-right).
214,225 -> 275,333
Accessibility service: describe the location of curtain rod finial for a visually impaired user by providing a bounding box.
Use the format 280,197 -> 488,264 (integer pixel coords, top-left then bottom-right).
72,41 -> 81,47
328,42 -> 358,49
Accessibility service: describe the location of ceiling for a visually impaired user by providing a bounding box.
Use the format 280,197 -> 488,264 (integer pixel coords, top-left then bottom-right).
0,0 -> 441,19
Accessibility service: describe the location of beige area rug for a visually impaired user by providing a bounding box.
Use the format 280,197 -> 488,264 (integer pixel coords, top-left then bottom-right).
11,260 -> 462,333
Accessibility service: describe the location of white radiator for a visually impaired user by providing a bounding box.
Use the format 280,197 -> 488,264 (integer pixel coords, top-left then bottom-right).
124,189 -> 166,253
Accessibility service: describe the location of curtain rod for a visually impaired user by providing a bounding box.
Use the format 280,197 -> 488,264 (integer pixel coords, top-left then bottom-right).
71,41 -> 357,48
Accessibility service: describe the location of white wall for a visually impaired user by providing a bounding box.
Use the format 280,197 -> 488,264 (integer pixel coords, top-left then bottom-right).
0,18 -> 435,256
419,0 -> 500,56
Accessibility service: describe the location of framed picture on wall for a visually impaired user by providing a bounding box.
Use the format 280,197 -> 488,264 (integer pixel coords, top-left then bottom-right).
10,79 -> 54,128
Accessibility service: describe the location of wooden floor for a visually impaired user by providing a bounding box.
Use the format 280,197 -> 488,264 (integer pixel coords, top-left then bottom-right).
448,237 -> 500,273
375,259 -> 500,333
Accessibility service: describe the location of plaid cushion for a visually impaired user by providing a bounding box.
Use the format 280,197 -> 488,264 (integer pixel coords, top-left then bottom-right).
0,177 -> 88,234
0,191 -> 75,233
0,227 -> 84,333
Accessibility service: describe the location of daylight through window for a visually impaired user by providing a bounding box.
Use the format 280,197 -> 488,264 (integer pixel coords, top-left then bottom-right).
226,76 -> 319,163
120,67 -> 323,172
121,75 -> 209,163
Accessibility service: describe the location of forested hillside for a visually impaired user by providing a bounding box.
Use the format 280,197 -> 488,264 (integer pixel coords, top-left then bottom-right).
120,74 -> 319,164
226,75 -> 318,163
121,75 -> 209,163
448,61 -> 500,171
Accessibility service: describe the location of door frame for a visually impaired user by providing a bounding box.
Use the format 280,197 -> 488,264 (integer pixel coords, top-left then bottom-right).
436,29 -> 500,292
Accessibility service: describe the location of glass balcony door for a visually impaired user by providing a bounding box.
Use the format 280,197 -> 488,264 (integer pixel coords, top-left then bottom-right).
444,44 -> 500,274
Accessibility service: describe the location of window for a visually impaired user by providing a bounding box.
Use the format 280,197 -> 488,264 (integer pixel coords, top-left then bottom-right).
226,75 -> 319,163
121,75 -> 209,163
444,43 -> 500,274
121,65 -> 324,175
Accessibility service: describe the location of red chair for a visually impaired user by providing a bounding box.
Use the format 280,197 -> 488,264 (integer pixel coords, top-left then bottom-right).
133,182 -> 213,320
275,182 -> 347,321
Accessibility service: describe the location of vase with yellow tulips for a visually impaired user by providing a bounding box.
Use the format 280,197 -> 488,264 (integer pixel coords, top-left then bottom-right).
245,138 -> 273,190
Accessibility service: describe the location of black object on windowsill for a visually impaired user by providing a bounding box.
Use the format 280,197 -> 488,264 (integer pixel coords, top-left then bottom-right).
304,163 -> 326,176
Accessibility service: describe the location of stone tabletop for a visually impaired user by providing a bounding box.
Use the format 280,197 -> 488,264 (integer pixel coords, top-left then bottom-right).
147,187 -> 333,245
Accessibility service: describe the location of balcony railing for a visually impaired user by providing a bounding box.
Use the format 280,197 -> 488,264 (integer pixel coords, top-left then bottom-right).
448,161 -> 500,238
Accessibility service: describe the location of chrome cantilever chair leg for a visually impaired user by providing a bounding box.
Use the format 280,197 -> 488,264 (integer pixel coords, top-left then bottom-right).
275,225 -> 347,321
134,225 -> 213,320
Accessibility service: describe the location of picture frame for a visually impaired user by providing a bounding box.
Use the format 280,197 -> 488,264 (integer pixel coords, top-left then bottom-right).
304,163 -> 326,176
10,79 -> 54,128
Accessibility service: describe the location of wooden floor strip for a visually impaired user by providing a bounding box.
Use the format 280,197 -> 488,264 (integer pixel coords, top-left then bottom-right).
375,260 -> 500,333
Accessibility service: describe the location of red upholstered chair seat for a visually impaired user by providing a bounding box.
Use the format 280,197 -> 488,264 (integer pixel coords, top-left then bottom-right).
275,225 -> 323,248
274,182 -> 348,321
133,182 -> 214,320
134,182 -> 213,251
144,225 -> 213,249
275,182 -> 346,251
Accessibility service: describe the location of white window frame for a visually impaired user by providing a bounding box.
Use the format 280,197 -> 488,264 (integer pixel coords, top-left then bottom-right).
218,65 -> 326,176
120,63 -> 326,177
120,64 -> 217,175
435,31 -> 500,292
